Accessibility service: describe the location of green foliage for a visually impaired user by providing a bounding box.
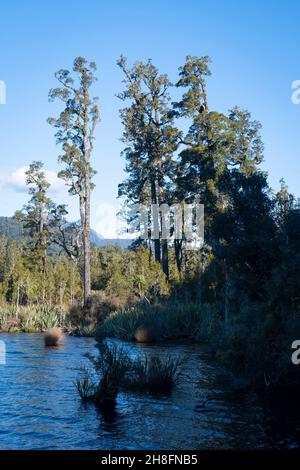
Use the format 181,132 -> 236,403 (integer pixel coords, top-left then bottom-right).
0,235 -> 82,331
96,302 -> 219,342
0,217 -> 23,242
0,304 -> 63,332
91,245 -> 169,300
14,161 -> 54,266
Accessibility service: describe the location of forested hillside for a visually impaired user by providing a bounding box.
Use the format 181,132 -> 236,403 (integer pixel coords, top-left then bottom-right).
0,217 -> 23,241
0,216 -> 130,249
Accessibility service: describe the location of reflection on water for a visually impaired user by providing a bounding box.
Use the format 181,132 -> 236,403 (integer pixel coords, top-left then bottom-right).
0,333 -> 299,449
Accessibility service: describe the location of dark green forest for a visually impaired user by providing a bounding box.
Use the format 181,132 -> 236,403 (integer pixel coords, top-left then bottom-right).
1,55 -> 300,390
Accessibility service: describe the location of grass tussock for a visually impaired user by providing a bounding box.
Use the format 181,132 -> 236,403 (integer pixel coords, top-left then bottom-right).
44,327 -> 64,346
75,366 -> 97,400
75,342 -> 184,406
126,354 -> 184,394
76,343 -> 131,407
134,326 -> 156,343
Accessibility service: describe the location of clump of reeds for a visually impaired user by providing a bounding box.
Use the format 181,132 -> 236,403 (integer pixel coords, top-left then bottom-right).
75,342 -> 185,407
75,366 -> 97,400
92,343 -> 131,407
127,354 -> 184,394
44,327 -> 64,347
76,343 -> 131,407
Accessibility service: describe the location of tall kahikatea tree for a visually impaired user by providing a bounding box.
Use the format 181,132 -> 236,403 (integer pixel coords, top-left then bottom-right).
15,161 -> 53,264
227,106 -> 264,175
48,57 -> 100,306
117,56 -> 179,278
14,161 -> 54,306
267,181 -> 300,317
174,56 -> 270,318
174,56 -> 233,272
213,108 -> 271,321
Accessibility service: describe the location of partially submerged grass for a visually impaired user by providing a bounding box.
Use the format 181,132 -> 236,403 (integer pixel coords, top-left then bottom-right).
76,343 -> 132,407
75,366 -> 97,400
44,327 -> 64,347
125,354 -> 184,394
75,342 -> 185,406
89,342 -> 132,383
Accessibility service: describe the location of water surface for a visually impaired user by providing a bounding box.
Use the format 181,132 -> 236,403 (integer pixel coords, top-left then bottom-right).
0,333 -> 299,450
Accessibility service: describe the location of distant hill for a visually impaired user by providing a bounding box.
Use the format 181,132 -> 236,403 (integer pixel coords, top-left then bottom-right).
0,216 -> 132,249
90,229 -> 132,248
0,217 -> 23,241
93,237 -> 132,248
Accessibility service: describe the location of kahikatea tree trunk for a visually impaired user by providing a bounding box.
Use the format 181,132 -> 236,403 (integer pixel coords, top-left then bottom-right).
83,176 -> 91,305
161,239 -> 169,280
150,177 -> 161,264
48,57 -> 100,310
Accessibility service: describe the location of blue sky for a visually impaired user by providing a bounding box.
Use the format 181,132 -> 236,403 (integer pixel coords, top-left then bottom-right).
0,0 -> 300,235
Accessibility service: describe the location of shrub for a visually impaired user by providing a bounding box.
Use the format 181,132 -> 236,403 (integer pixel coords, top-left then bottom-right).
68,292 -> 134,335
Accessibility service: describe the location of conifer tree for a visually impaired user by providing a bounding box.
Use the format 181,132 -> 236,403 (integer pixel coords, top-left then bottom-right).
48,57 -> 100,305
117,56 -> 179,278
15,161 -> 52,264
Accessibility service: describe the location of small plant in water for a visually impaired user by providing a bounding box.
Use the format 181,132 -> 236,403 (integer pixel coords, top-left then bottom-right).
76,343 -> 131,407
75,342 -> 185,407
44,327 -> 64,347
75,366 -> 97,400
129,354 -> 184,394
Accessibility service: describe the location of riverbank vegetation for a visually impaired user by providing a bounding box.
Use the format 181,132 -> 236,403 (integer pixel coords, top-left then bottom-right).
0,55 -> 299,391
0,304 -> 65,332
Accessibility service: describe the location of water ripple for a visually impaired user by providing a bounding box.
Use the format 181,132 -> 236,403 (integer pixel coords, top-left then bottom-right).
0,333 -> 299,449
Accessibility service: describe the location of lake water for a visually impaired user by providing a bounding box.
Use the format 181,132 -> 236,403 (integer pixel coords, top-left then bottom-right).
0,333 -> 299,450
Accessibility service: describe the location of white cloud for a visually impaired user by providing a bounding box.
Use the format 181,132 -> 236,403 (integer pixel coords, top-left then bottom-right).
95,203 -> 118,239
0,167 -> 64,193
94,202 -> 135,239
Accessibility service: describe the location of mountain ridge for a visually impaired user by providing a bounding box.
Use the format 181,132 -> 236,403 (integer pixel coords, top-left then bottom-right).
0,216 -> 131,249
